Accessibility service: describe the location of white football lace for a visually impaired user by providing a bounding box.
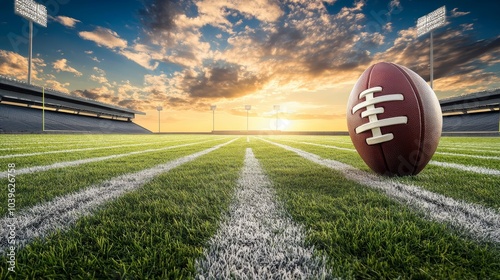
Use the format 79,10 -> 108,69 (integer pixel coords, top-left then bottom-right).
352,86 -> 408,145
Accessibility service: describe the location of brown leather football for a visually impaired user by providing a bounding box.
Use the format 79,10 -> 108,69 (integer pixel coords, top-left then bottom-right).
346,62 -> 442,176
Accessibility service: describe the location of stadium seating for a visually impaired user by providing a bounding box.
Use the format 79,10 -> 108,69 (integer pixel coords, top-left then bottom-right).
0,103 -> 151,134
442,111 -> 500,132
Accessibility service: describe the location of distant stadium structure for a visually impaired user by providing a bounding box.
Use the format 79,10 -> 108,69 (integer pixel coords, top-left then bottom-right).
0,75 -> 150,133
440,89 -> 500,135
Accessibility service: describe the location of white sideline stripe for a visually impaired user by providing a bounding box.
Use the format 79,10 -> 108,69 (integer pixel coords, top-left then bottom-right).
289,141 -> 500,176
438,147 -> 500,155
195,148 -> 331,279
435,151 -> 500,161
430,161 -> 500,176
0,139 -> 186,152
0,141 -> 180,159
0,139 -> 221,179
0,138 -> 238,254
259,138 -> 500,244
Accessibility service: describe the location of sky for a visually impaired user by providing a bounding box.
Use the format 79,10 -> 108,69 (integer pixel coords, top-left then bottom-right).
0,0 -> 499,132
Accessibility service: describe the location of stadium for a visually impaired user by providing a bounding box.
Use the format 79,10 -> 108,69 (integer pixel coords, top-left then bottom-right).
1,0 -> 499,279
1,76 -> 499,135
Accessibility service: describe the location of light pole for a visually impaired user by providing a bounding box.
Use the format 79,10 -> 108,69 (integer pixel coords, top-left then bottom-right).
14,0 -> 47,84
417,6 -> 446,89
210,105 -> 216,132
245,105 -> 251,132
273,105 -> 280,132
156,106 -> 163,133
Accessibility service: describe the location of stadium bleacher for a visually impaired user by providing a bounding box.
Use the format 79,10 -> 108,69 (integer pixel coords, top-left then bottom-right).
440,88 -> 500,134
0,103 -> 151,134
0,75 -> 150,134
442,111 -> 499,132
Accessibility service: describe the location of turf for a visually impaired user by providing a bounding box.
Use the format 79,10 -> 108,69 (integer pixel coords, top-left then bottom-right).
1,139 -> 244,279
266,136 -> 500,209
250,139 -> 500,279
0,138 -> 229,216
0,134 -> 498,279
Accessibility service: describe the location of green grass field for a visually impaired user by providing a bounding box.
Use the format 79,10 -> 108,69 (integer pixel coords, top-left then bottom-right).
0,134 -> 499,279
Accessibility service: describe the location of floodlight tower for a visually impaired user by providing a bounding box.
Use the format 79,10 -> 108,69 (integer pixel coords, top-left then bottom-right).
210,105 -> 217,132
14,0 -> 47,84
417,6 -> 446,89
156,106 -> 163,133
245,105 -> 251,132
273,105 -> 280,132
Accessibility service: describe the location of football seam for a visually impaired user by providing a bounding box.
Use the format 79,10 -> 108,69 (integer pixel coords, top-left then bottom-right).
366,64 -> 391,173
391,63 -> 424,175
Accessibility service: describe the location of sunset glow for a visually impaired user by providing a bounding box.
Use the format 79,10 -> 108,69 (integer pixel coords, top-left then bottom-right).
0,0 -> 498,132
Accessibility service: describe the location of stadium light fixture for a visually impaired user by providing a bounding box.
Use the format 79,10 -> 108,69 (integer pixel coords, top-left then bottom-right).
273,105 -> 280,132
14,0 -> 47,85
245,105 -> 251,132
210,105 -> 216,132
156,106 -> 163,133
417,6 -> 446,89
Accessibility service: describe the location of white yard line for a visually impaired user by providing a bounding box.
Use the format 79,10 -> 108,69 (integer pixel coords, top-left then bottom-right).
435,151 -> 500,161
0,139 -> 221,178
437,147 -> 500,155
430,161 -> 500,176
195,148 -> 331,279
287,141 -> 500,176
0,138 -> 238,254
259,138 -> 500,244
0,141 -> 178,159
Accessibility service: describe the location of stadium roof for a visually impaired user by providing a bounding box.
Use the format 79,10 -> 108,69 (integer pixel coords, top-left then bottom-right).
440,88 -> 500,114
0,75 -> 145,120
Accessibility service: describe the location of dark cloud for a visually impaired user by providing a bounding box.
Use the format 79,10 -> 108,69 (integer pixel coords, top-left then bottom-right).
71,89 -> 100,100
166,96 -> 190,107
140,0 -> 183,34
181,64 -> 268,99
379,27 -> 500,84
432,35 -> 500,80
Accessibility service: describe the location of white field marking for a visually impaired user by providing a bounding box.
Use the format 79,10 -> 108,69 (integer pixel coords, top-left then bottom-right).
259,138 -> 500,244
438,143 -> 500,149
0,147 -> 24,151
0,138 -> 207,156
0,139 -> 223,179
0,141 -> 184,159
429,161 -> 500,176
285,140 -> 500,176
438,147 -> 500,155
0,138 -> 238,255
195,148 -> 332,279
435,151 -> 500,161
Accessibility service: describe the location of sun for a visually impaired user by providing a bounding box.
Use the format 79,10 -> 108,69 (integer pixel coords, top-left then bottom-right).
269,118 -> 290,130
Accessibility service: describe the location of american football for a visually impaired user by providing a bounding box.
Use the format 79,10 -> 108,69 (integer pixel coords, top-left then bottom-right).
347,62 -> 442,176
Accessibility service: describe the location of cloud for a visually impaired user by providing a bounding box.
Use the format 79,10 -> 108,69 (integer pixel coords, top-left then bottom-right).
79,27 -> 127,49
449,8 -> 470,18
53,58 -> 82,76
178,63 -> 268,99
119,49 -> 159,71
90,74 -> 108,84
44,79 -> 70,93
53,15 -> 81,28
0,50 -> 45,80
140,0 -> 183,34
374,26 -> 500,94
